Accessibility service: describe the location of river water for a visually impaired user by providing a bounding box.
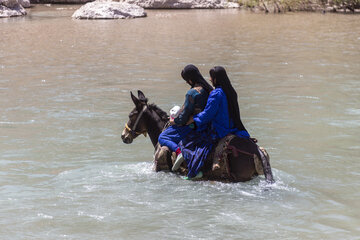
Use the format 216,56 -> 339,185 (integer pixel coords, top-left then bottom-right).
1,5 -> 360,239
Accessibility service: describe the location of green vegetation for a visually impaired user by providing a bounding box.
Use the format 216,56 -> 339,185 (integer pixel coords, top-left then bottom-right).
236,0 -> 360,12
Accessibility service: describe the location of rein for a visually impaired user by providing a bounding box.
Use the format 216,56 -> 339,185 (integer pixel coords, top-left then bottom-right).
125,105 -> 148,137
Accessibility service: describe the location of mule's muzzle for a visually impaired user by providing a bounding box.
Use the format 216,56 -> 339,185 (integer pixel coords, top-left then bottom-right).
121,128 -> 133,144
121,134 -> 133,144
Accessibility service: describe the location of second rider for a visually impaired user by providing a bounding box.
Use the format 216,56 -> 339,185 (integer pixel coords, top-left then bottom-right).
158,64 -> 213,170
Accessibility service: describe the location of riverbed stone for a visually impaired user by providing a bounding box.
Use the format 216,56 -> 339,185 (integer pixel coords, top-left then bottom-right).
122,0 -> 239,9
0,0 -> 26,17
72,1 -> 147,19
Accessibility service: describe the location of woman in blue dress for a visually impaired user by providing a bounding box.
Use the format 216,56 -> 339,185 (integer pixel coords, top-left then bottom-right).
180,66 -> 251,179
158,64 -> 213,170
194,66 -> 250,139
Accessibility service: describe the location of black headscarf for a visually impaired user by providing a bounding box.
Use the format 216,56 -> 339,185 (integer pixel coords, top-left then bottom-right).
209,66 -> 247,132
181,64 -> 213,94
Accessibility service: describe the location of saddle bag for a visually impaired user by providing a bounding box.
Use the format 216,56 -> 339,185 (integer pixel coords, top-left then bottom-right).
205,135 -> 270,182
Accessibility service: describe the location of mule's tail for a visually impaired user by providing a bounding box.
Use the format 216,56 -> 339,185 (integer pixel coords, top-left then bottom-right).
257,146 -> 274,184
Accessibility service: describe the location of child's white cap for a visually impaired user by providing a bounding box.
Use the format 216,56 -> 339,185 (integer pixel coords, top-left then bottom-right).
170,105 -> 181,119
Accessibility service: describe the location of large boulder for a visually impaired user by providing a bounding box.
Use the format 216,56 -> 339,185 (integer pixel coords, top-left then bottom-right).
72,0 -> 147,19
0,0 -> 26,17
122,0 -> 239,8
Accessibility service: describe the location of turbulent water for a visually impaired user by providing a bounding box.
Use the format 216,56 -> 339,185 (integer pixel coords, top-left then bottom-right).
1,5 -> 360,239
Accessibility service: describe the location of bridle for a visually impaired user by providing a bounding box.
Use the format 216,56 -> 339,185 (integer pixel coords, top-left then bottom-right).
124,105 -> 147,137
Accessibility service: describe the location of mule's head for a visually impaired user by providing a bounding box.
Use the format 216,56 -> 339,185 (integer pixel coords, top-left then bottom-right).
121,90 -> 149,144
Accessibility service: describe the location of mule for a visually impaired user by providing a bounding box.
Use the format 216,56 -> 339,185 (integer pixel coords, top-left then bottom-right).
121,90 -> 274,183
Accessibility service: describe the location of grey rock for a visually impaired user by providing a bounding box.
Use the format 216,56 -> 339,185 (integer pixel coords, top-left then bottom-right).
0,0 -> 26,17
122,0 -> 239,9
72,0 -> 147,19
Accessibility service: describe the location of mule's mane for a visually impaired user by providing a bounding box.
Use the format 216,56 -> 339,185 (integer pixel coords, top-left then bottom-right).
148,103 -> 169,122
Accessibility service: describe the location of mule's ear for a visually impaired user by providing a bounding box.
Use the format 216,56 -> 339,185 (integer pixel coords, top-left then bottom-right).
137,90 -> 148,104
131,91 -> 142,108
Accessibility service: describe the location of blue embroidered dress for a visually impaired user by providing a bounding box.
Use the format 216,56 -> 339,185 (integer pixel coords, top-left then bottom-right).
193,87 -> 250,139
180,87 -> 250,178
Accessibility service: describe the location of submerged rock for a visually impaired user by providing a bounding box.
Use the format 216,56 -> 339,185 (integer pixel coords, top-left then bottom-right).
72,1 -> 147,19
0,0 -> 26,17
123,0 -> 239,9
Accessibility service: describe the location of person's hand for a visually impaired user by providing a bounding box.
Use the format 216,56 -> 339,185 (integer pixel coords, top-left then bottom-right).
170,118 -> 175,125
186,116 -> 194,125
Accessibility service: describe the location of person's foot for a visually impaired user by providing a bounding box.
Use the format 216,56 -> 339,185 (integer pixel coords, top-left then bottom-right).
183,171 -> 203,180
212,163 -> 220,171
172,153 -> 184,171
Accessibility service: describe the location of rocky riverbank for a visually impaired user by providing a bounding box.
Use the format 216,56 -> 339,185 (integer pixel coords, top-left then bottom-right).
27,0 -> 360,12
2,0 -> 358,18
30,0 -> 239,8
1,0 -> 239,18
121,0 -> 239,8
238,0 -> 360,13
